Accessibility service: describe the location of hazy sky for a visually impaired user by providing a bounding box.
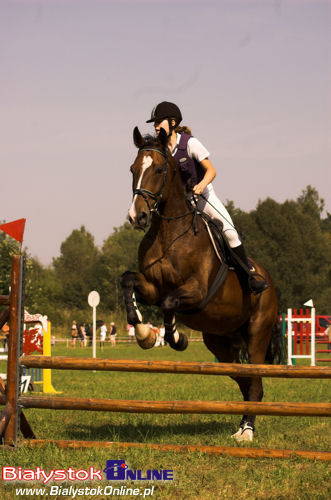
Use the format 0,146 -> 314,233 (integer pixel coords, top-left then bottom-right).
1,0 -> 330,265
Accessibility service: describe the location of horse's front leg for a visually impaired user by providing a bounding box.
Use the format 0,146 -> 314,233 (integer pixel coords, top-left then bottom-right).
161,277 -> 204,352
120,271 -> 160,349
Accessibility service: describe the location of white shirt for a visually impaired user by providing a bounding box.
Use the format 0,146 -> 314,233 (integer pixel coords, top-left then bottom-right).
171,133 -> 210,163
100,325 -> 107,341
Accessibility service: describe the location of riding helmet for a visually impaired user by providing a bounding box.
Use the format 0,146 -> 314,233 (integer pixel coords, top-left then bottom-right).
146,101 -> 182,124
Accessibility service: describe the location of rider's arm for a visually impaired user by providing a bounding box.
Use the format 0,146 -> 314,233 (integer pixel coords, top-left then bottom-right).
192,158 -> 216,195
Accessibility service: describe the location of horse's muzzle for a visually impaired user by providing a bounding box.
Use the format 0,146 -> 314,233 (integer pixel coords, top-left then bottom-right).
129,210 -> 150,230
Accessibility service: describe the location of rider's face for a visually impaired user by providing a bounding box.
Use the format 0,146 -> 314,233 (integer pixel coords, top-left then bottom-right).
154,118 -> 176,136
154,119 -> 170,136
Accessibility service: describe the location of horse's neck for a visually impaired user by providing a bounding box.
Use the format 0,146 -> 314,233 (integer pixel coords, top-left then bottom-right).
150,170 -> 195,247
162,169 -> 189,219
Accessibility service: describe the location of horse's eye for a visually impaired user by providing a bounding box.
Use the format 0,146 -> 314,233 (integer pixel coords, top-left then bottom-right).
155,167 -> 163,174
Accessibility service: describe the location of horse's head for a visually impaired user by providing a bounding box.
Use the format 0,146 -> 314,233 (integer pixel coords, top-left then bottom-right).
128,126 -> 173,230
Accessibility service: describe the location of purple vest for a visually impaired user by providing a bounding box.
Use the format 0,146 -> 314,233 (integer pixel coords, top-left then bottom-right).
173,133 -> 205,190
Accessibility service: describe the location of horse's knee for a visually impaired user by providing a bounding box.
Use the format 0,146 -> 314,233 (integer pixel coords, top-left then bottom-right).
120,271 -> 135,288
162,295 -> 180,311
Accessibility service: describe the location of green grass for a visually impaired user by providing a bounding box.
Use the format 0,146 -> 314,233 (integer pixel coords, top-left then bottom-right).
1,342 -> 330,499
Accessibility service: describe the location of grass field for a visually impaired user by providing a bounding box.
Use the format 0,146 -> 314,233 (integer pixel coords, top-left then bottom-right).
1,341 -> 330,499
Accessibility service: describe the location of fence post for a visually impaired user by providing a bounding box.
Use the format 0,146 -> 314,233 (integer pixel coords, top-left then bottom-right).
311,307 -> 316,366
5,255 -> 25,445
287,308 -> 293,365
43,321 -> 59,393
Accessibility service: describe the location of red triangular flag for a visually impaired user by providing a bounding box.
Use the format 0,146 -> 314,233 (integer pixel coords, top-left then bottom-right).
0,218 -> 26,243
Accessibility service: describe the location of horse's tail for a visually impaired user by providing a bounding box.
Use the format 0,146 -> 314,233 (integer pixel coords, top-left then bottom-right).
265,316 -> 286,365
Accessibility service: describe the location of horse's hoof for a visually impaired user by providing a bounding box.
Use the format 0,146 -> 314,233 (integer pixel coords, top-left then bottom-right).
164,331 -> 188,351
172,333 -> 188,351
135,324 -> 156,350
231,423 -> 254,442
231,427 -> 243,439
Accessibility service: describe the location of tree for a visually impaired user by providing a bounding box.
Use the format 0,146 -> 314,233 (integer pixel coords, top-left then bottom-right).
97,222 -> 143,311
0,232 -> 21,295
229,192 -> 331,313
25,257 -> 63,320
53,226 -> 99,308
297,185 -> 325,222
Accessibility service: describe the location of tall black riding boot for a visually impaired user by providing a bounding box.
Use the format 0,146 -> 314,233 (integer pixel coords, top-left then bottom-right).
231,244 -> 270,295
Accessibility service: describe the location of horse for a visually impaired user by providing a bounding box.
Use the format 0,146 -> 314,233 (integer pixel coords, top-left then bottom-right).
120,126 -> 281,442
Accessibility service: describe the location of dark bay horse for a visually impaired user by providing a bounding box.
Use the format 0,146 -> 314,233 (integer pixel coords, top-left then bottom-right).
121,127 -> 281,442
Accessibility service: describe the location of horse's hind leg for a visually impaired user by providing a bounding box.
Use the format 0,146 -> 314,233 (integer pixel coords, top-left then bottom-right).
202,332 -> 255,440
231,323 -> 274,440
229,321 -> 275,442
203,331 -> 260,442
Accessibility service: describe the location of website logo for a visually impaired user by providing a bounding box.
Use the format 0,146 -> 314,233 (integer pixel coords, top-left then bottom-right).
103,460 -> 173,481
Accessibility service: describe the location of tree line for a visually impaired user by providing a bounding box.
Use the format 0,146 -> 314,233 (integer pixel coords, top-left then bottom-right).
0,186 -> 330,327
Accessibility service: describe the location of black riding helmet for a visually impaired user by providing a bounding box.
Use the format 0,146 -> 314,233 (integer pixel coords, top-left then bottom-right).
146,101 -> 182,124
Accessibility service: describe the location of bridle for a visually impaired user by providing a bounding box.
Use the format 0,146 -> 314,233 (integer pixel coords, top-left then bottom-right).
133,147 -> 169,215
133,146 -> 195,221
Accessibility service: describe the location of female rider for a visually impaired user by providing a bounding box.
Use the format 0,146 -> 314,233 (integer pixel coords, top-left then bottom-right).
146,101 -> 269,295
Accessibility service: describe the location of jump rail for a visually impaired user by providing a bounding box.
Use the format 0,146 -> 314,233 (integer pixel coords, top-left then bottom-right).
21,355 -> 331,378
1,255 -> 331,461
0,394 -> 329,417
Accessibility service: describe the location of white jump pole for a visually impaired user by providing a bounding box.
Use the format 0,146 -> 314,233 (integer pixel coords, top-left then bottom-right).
88,291 -> 100,366
311,307 -> 316,366
287,308 -> 292,365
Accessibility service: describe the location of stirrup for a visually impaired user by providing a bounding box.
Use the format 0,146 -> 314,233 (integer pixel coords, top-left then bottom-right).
248,276 -> 270,295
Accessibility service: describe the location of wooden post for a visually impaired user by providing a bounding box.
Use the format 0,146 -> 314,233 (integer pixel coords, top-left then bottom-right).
5,255 -> 25,446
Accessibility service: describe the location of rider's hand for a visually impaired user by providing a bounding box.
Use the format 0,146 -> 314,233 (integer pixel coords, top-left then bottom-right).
193,182 -> 206,195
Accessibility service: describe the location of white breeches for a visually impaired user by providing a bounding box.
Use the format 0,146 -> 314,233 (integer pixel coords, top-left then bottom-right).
196,185 -> 242,248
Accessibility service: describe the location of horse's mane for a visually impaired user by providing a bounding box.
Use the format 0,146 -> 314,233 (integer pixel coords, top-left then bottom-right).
141,134 -> 170,158
142,134 -> 158,147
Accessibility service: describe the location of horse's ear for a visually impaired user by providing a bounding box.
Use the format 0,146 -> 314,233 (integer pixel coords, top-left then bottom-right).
133,126 -> 144,148
158,127 -> 169,149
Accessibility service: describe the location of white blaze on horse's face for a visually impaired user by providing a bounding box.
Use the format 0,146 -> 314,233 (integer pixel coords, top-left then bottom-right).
129,154 -> 153,225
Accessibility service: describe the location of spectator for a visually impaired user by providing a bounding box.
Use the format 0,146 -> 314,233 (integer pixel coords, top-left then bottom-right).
159,325 -> 165,347
326,326 -> 331,350
71,321 -> 78,348
109,322 -> 117,347
1,322 -> 9,352
127,324 -> 135,344
100,322 -> 107,351
78,324 -> 86,348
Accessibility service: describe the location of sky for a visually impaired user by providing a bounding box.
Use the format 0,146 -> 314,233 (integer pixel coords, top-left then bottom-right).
1,0 -> 330,265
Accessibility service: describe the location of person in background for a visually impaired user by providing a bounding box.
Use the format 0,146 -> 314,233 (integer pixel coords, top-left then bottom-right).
71,321 -> 78,348
100,322 -> 107,351
1,322 -> 9,352
127,324 -> 135,344
78,324 -> 86,348
109,322 -> 117,347
159,325 -> 165,347
326,326 -> 331,350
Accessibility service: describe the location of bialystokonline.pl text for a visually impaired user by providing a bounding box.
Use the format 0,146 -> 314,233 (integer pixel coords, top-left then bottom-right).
15,485 -> 155,497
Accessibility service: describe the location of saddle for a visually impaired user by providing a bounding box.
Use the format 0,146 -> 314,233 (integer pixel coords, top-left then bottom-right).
182,214 -> 256,314
201,213 -> 255,272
